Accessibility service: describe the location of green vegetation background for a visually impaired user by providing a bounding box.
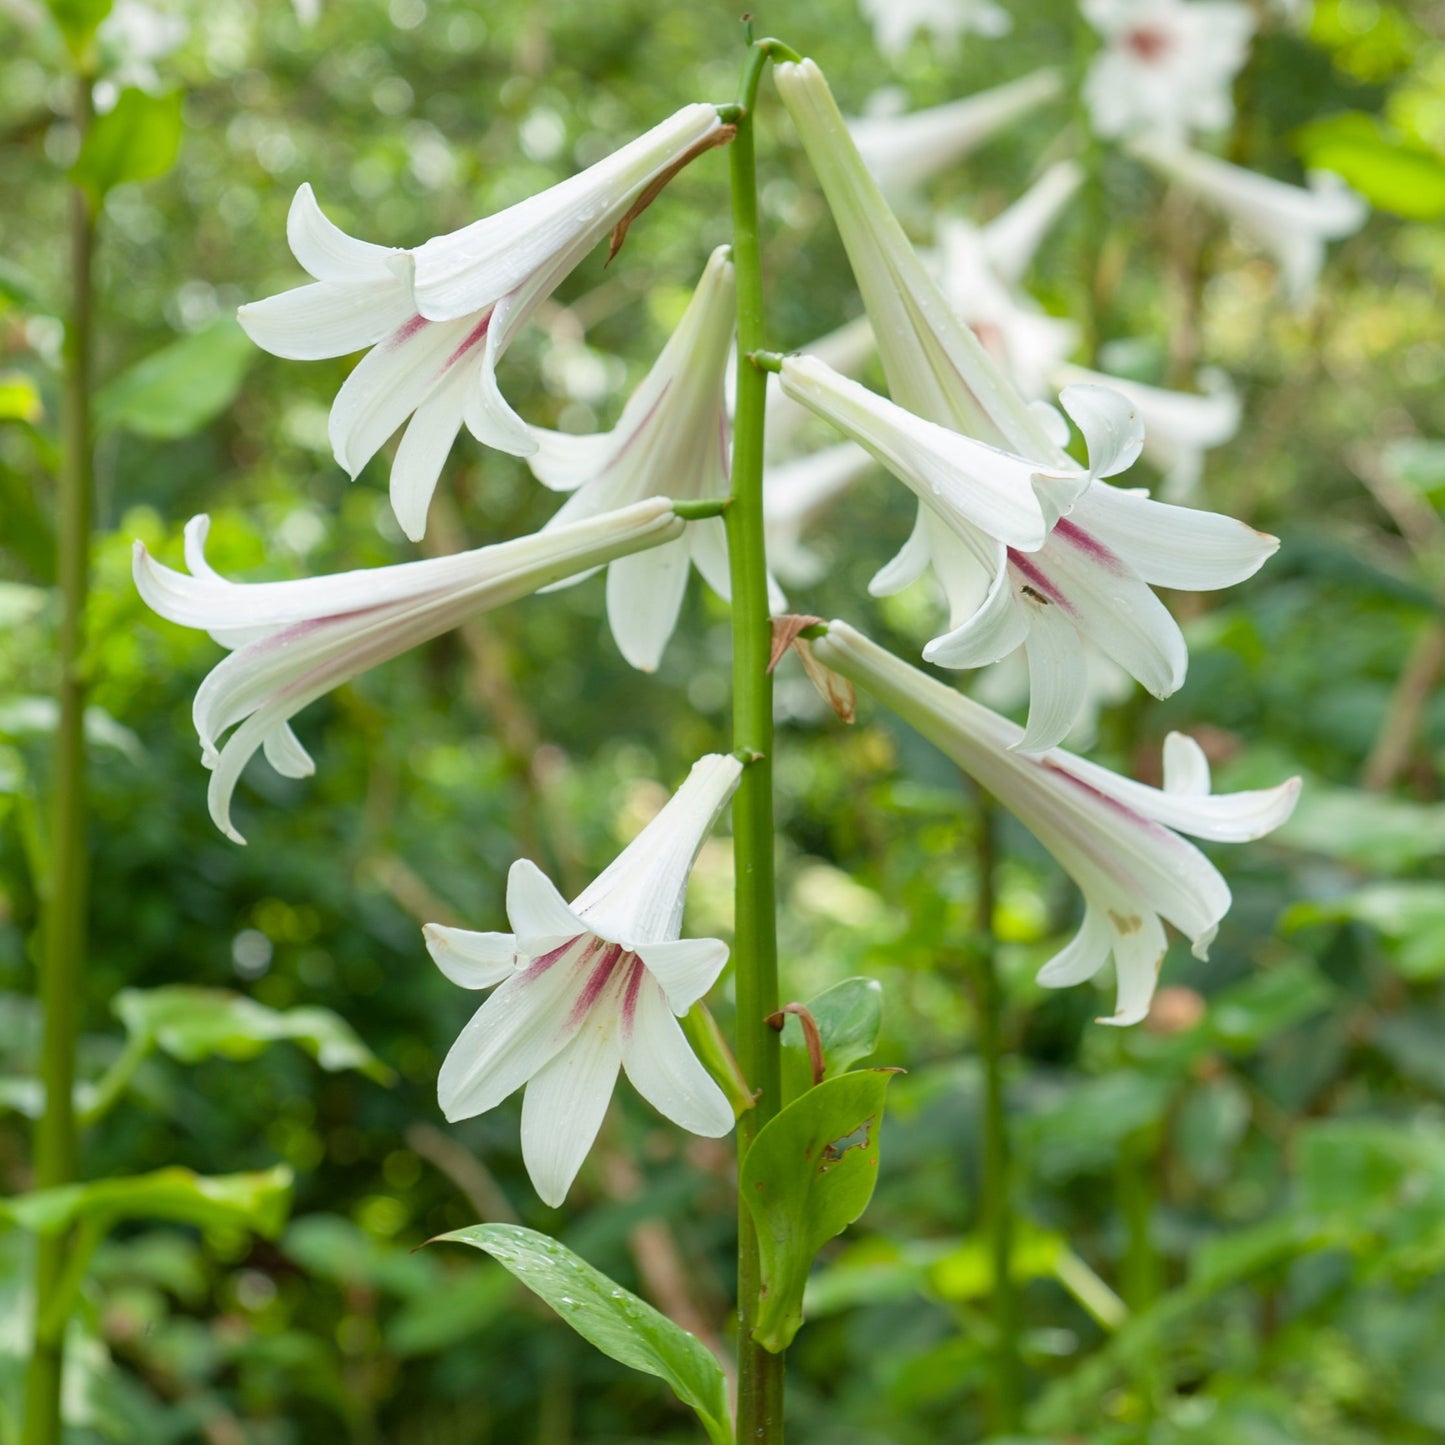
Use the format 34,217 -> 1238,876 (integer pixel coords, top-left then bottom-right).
3,0 -> 1445,1440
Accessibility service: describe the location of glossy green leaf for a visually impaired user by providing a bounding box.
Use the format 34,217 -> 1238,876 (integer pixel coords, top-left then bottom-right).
1298,112 -> 1445,220
95,318 -> 255,439
437,1223 -> 732,1445
780,976 -> 883,1103
0,1164 -> 292,1237
742,1067 -> 895,1352
114,986 -> 394,1083
72,88 -> 184,205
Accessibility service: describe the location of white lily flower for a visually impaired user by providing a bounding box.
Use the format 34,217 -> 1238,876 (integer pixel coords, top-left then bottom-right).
238,105 -> 731,542
1130,137 -> 1367,304
134,499 -> 686,843
812,621 -> 1300,1025
526,247 -> 735,673
860,0 -> 1012,57
1082,0 -> 1254,145
427,753 -> 741,1206
848,70 -> 1063,202
1054,362 -> 1241,501
764,443 -> 878,588
981,160 -> 1086,287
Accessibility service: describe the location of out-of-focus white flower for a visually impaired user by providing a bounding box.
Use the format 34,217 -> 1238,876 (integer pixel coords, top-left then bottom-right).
428,754 -> 740,1206
1130,137 -> 1368,304
860,0 -> 1013,56
848,70 -> 1063,201
97,0 -> 187,93
764,444 -> 878,588
812,621 -> 1301,1025
980,160 -> 1086,287
975,640 -> 1133,751
1054,363 -> 1241,501
527,247 -> 735,673
1082,0 -> 1254,144
238,106 -> 732,542
134,500 -> 687,842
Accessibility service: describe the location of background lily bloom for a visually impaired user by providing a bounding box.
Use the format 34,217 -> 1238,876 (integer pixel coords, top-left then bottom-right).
238,104 -> 731,542
527,246 -> 736,672
860,0 -> 1012,58
426,753 -> 741,1207
134,500 -> 687,843
812,622 -> 1300,1026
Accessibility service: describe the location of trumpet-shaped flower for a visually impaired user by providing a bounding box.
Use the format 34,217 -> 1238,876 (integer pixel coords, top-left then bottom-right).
1130,137 -> 1368,304
427,754 -> 741,1206
860,0 -> 1012,58
134,499 -> 686,842
526,247 -> 735,672
811,621 -> 1300,1025
1082,0 -> 1254,144
238,105 -> 732,542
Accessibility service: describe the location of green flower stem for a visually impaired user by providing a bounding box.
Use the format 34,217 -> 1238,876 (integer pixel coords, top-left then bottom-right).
727,37 -> 785,1445
1118,1120 -> 1165,1415
77,1031 -> 153,1129
23,71 -> 96,1445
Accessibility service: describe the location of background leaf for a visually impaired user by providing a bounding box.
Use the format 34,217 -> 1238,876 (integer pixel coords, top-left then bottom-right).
94,320 -> 255,439
71,88 -> 184,205
780,976 -> 883,1102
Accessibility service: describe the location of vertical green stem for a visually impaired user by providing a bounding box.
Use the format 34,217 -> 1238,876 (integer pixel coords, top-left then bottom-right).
727,39 -> 784,1445
971,792 -> 1023,1433
23,71 -> 95,1445
1118,1121 -> 1164,1416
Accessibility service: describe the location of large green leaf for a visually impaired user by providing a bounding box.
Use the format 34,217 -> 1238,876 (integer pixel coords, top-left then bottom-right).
1298,112 -> 1445,220
71,88 -> 184,205
1284,883 -> 1445,981
46,0 -> 114,56
437,1223 -> 732,1445
0,1164 -> 292,1237
779,976 -> 883,1103
114,986 -> 393,1083
1205,960 -> 1336,1051
94,318 -> 255,439
742,1067 -> 895,1352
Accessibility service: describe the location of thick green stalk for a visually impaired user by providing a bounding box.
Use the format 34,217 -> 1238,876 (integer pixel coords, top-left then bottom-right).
23,72 -> 96,1445
727,39 -> 784,1445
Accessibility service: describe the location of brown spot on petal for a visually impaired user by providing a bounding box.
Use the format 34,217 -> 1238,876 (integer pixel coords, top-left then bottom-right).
607,125 -> 737,264
1108,910 -> 1144,935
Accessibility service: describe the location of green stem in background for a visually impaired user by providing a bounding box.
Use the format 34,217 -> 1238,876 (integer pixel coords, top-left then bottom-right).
727,35 -> 785,1445
23,70 -> 96,1445
970,790 -> 1023,1434
1118,1120 -> 1165,1418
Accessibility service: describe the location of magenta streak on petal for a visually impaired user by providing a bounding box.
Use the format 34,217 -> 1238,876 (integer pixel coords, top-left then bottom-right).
1053,518 -> 1125,572
1040,758 -> 1172,834
1006,549 -> 1075,614
619,959 -> 645,1040
519,934 -> 589,985
567,941 -> 625,1026
387,314 -> 431,350
608,380 -> 672,469
443,310 -> 492,371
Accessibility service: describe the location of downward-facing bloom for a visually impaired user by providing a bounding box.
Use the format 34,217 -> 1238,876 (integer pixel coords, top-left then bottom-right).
1082,0 -> 1254,144
860,0 -> 1012,58
427,753 -> 741,1206
239,105 -> 732,542
134,499 -> 686,842
812,622 -> 1300,1025
526,247 -> 735,672
1130,137 -> 1368,304
848,70 -> 1063,201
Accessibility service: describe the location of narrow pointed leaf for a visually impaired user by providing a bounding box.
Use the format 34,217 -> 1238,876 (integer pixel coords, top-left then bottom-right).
742,1068 -> 896,1352
780,977 -> 884,1104
436,1224 -> 732,1445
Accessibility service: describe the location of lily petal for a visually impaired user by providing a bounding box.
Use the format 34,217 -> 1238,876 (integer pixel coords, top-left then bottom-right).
507,859 -> 588,953
424,924 -> 519,989
632,937 -> 730,1015
621,978 -> 733,1136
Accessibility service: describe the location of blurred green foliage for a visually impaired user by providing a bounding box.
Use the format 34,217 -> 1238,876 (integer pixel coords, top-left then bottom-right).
2,0 -> 1445,1441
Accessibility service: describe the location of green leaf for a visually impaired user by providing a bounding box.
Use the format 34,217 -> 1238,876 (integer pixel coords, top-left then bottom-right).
95,318 -> 255,439
114,986 -> 394,1083
46,0 -> 114,56
436,1223 -> 732,1445
1206,961 -> 1336,1051
1279,784 -> 1445,872
742,1067 -> 896,1352
1284,883 -> 1445,981
780,976 -> 883,1103
0,374 -> 42,425
1021,1071 -> 1173,1181
1298,112 -> 1445,220
71,88 -> 184,205
0,1164 -> 292,1237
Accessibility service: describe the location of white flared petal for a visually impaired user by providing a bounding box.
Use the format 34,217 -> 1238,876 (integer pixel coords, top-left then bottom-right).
870,507 -> 934,597
571,753 -> 742,946
286,182 -> 400,283
983,160 -> 1085,285
632,937 -> 729,1015
1162,731 -> 1211,796
461,303 -> 542,456
1015,601 -> 1088,753
1058,384 -> 1144,481
687,515 -> 733,602
261,721 -> 315,778
238,281 -> 413,361
1067,482 -> 1278,591
1036,903 -> 1113,987
526,427 -> 620,492
507,858 -> 587,952
621,979 -> 733,1136
389,359 -> 471,541
520,1019 -> 624,1206
922,557 -> 1028,668
1098,911 -> 1169,1026
423,924 -> 519,989
605,535 -> 691,673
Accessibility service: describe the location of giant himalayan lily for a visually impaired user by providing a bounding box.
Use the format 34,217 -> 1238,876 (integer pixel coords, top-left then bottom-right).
238,104 -> 732,543
860,0 -> 1012,58
1082,0 -> 1254,145
775,57 -> 1276,751
427,753 -> 741,1206
1130,136 -> 1367,305
525,246 -> 737,672
811,621 -> 1300,1025
134,499 -> 687,842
